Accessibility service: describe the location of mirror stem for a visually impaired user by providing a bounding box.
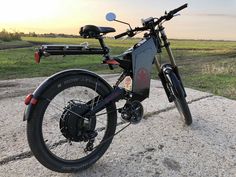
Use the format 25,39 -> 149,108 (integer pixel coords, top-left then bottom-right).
114,19 -> 132,30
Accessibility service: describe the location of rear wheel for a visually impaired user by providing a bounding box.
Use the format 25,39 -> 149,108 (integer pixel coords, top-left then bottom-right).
27,74 -> 117,172
167,71 -> 192,125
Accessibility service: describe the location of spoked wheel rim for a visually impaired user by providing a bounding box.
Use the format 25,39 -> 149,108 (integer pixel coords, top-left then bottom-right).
40,85 -> 113,162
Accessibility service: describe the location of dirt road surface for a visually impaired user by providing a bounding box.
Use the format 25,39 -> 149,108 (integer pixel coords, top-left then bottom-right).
0,74 -> 235,177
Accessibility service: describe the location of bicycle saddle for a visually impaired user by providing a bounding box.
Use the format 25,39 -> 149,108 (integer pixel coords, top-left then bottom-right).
80,25 -> 116,38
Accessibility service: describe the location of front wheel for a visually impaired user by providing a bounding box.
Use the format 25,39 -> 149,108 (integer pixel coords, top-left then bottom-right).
27,73 -> 117,172
166,71 -> 192,125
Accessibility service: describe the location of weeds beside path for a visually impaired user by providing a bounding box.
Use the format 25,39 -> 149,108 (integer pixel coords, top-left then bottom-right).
0,37 -> 236,100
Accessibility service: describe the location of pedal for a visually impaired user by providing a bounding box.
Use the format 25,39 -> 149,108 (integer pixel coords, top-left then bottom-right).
120,101 -> 144,124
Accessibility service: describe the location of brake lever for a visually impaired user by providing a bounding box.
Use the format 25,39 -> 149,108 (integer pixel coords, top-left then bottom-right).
165,13 -> 181,22
174,14 -> 181,17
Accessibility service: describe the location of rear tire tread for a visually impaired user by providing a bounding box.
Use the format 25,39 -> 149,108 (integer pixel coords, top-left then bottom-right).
27,74 -> 117,172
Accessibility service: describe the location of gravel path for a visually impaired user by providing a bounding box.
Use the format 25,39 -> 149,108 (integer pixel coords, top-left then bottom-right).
0,75 -> 235,177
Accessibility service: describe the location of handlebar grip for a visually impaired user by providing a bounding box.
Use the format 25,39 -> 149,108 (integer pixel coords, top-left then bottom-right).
170,3 -> 188,14
114,31 -> 128,39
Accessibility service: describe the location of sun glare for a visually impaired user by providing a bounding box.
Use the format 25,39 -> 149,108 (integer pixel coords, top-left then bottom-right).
0,0 -> 101,34
0,0 -> 60,23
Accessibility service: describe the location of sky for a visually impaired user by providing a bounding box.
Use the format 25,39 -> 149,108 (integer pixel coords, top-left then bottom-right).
0,0 -> 236,40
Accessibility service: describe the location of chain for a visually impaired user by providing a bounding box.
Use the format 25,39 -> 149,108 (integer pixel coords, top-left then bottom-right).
91,122 -> 131,150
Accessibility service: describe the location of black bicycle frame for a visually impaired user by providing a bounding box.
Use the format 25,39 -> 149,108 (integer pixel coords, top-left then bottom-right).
34,23 -> 186,118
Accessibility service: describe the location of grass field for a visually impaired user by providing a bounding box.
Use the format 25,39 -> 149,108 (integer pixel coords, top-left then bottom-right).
0,37 -> 236,100
0,40 -> 32,49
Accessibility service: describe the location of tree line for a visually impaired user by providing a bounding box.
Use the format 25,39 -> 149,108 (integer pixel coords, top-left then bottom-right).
0,29 -> 21,42
0,29 -> 80,42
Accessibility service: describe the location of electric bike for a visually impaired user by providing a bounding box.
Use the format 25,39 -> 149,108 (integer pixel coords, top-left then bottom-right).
24,3 -> 192,172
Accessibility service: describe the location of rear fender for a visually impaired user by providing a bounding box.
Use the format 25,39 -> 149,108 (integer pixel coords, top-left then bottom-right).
23,69 -> 113,121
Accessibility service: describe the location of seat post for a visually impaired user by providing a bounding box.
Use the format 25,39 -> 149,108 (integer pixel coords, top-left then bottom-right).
97,36 -> 109,54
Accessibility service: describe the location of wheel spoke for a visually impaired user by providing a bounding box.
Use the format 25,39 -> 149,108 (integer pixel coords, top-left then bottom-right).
46,98 -> 89,121
30,77 -> 117,164
92,78 -> 99,110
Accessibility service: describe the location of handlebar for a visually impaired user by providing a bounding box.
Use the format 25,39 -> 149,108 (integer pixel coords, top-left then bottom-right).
155,3 -> 188,24
114,31 -> 129,39
169,3 -> 188,15
114,3 -> 188,39
114,27 -> 147,39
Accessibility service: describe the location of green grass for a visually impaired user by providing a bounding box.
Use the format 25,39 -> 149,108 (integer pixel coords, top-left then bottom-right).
0,40 -> 32,49
0,37 -> 236,100
0,47 -> 119,79
22,36 -> 139,49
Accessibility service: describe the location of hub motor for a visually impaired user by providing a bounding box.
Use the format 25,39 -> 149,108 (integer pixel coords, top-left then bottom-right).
60,101 -> 97,142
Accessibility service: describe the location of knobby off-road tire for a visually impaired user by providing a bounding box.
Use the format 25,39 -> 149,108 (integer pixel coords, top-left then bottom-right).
167,71 -> 192,125
27,74 -> 117,172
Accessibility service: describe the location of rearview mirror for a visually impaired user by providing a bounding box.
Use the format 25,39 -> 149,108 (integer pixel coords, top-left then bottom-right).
106,12 -> 116,21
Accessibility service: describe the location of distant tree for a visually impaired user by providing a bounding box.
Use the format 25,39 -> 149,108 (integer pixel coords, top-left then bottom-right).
0,29 -> 21,41
29,32 -> 37,37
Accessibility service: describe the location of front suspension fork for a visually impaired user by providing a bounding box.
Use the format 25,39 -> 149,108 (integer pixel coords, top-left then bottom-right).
155,56 -> 187,102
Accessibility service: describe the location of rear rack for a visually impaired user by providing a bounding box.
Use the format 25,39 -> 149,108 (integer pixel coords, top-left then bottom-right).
34,44 -> 106,63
